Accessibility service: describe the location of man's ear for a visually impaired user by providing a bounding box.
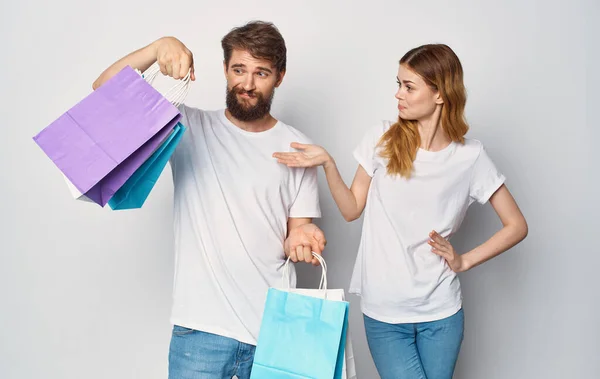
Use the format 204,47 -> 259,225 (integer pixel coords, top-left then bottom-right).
275,69 -> 286,88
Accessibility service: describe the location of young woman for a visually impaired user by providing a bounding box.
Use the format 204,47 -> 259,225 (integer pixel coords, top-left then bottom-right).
273,44 -> 528,379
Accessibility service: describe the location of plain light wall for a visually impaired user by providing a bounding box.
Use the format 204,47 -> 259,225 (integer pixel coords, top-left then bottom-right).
1,0 -> 598,378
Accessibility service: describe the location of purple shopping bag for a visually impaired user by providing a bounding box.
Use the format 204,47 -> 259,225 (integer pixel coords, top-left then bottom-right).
33,65 -> 181,206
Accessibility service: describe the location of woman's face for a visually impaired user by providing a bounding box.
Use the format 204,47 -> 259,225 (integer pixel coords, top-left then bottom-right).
395,64 -> 442,121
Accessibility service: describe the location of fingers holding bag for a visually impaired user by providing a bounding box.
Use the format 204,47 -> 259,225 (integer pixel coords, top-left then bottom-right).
155,37 -> 195,81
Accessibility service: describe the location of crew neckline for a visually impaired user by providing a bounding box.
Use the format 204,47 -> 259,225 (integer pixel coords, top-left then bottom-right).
416,141 -> 457,162
219,109 -> 281,137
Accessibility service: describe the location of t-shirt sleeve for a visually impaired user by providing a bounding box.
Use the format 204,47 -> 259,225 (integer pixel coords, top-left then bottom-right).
353,124 -> 385,177
289,166 -> 322,218
469,144 -> 506,204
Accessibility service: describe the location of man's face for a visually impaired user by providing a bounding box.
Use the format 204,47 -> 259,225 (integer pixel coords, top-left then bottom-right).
224,49 -> 285,122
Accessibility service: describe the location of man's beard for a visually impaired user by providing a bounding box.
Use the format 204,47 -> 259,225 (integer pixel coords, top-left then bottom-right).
226,85 -> 275,122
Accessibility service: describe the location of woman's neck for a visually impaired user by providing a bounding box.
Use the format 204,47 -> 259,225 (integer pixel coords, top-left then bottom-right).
417,106 -> 451,151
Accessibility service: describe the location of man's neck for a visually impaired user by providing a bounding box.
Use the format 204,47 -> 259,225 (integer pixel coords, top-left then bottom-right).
224,109 -> 278,133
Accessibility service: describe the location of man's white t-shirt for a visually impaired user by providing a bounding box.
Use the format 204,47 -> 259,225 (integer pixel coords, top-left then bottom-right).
349,121 -> 505,323
169,106 -> 321,345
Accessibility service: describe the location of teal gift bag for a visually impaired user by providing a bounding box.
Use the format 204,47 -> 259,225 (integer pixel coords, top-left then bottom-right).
108,123 -> 186,210
250,254 -> 350,379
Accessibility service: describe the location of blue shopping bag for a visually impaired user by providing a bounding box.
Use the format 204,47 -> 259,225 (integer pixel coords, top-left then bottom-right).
250,254 -> 350,379
108,122 -> 186,210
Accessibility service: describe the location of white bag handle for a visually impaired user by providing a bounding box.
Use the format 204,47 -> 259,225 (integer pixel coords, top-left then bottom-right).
135,62 -> 191,108
282,252 -> 328,292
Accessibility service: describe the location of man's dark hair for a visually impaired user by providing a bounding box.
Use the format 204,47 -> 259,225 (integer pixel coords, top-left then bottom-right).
221,21 -> 287,73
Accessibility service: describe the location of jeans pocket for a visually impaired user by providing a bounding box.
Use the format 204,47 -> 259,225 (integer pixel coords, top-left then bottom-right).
172,325 -> 196,336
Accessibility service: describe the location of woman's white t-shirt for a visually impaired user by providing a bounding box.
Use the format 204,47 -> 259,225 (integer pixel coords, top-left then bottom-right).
349,121 -> 505,323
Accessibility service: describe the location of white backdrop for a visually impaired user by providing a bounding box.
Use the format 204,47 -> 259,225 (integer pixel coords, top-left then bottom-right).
1,0 -> 598,378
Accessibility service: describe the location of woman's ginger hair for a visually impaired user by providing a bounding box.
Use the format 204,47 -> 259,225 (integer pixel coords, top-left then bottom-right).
379,44 -> 468,178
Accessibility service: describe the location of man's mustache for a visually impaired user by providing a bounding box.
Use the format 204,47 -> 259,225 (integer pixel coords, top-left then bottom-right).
234,87 -> 258,98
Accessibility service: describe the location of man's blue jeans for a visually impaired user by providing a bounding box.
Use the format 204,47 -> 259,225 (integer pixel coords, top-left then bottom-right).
168,325 -> 256,379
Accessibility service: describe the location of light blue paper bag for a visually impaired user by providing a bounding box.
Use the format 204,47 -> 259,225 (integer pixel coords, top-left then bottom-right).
250,254 -> 350,379
108,123 -> 186,210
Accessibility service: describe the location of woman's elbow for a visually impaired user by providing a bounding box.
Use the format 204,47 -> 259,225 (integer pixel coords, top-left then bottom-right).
521,219 -> 529,240
515,216 -> 529,242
